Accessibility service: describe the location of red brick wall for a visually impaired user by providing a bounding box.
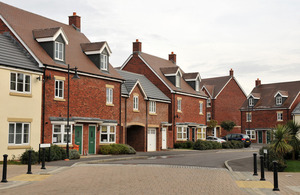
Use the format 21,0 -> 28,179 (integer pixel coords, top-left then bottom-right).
43,69 -> 121,153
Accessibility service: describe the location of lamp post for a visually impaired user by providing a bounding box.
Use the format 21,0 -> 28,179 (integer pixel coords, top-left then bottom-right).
66,64 -> 80,159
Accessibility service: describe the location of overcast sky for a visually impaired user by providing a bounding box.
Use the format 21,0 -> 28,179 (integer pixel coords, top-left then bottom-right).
3,0 -> 300,94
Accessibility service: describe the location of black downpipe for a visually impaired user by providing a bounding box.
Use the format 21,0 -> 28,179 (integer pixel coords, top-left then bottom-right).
125,98 -> 127,144
173,94 -> 175,145
119,83 -> 122,143
146,100 -> 148,151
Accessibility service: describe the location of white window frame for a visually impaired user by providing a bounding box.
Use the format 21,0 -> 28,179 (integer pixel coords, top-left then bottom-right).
246,130 -> 256,140
277,112 -> 283,121
55,41 -> 64,61
55,80 -> 64,99
199,102 -> 203,114
177,99 -> 182,112
52,124 -> 73,145
249,98 -> 254,106
101,54 -> 108,70
10,72 -> 31,94
106,87 -> 113,104
197,128 -> 206,140
207,112 -> 211,121
8,122 -> 30,145
177,126 -> 187,140
207,98 -> 211,107
276,96 -> 282,105
133,95 -> 139,111
175,72 -> 180,88
149,101 -> 156,114
195,80 -> 199,91
246,112 -> 252,122
100,125 -> 116,143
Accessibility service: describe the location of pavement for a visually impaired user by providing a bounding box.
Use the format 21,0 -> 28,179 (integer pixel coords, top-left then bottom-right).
0,146 -> 299,194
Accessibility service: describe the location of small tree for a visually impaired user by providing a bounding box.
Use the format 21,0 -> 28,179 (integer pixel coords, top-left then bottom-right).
208,120 -> 218,137
285,121 -> 300,160
271,124 -> 293,158
221,120 -> 236,141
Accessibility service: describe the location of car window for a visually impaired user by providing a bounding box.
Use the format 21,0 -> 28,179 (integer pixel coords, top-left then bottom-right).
231,134 -> 237,138
207,137 -> 212,140
214,138 -> 217,140
243,135 -> 250,139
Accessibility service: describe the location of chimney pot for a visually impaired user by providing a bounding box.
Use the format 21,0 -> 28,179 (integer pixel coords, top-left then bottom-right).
229,68 -> 234,77
136,39 -> 139,42
169,52 -> 176,64
133,39 -> 142,53
69,12 -> 81,31
73,12 -> 76,16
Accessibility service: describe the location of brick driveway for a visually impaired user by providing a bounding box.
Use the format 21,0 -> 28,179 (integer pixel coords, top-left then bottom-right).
1,164 -> 244,195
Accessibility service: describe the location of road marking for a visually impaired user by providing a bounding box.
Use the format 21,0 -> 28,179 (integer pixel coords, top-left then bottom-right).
236,181 -> 273,188
9,174 -> 51,181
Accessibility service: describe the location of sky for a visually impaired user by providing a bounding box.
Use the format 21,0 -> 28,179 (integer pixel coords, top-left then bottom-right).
3,0 -> 300,94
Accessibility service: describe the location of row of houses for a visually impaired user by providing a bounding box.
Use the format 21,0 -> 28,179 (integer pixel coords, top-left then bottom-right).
1,2 -> 300,159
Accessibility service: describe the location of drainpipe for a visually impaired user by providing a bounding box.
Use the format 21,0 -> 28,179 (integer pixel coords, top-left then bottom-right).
125,97 -> 127,144
42,66 -> 47,144
119,83 -> 122,143
173,93 -> 176,146
146,100 -> 149,152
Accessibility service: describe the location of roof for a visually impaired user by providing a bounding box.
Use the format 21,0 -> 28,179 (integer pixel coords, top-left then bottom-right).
80,41 -> 112,55
160,66 -> 180,75
32,27 -> 61,38
0,2 -> 122,81
292,103 -> 300,115
117,69 -> 171,102
183,72 -> 199,80
0,33 -> 41,72
127,52 -> 207,97
200,75 -> 232,98
241,80 -> 300,110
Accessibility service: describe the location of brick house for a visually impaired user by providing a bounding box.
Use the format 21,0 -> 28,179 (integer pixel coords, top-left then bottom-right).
200,69 -> 247,137
0,2 -> 124,155
120,40 -> 207,147
117,70 -> 171,151
241,79 -> 300,144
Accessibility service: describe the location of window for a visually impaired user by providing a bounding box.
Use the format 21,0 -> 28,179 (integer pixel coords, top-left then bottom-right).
249,98 -> 254,106
246,112 -> 252,122
195,80 -> 199,91
277,112 -> 283,121
199,101 -> 203,114
100,125 -> 115,143
177,98 -> 182,112
133,95 -> 139,111
55,42 -> 64,61
8,122 -> 30,145
207,98 -> 211,107
177,126 -> 187,140
55,80 -> 64,99
197,128 -> 206,140
149,101 -> 156,114
207,112 -> 211,121
10,72 -> 31,93
100,54 -> 108,70
52,124 -> 72,144
276,96 -> 282,105
175,72 -> 180,88
106,87 -> 113,105
246,130 -> 256,140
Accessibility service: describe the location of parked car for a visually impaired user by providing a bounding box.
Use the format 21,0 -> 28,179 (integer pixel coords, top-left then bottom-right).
206,136 -> 226,143
222,133 -> 251,147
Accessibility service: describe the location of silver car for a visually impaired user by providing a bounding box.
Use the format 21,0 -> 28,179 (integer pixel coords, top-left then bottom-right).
206,136 -> 226,143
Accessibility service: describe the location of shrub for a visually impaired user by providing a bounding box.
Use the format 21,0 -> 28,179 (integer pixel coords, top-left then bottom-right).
99,144 -> 136,155
20,150 -> 39,164
69,149 -> 80,159
210,141 -> 222,149
259,146 -> 287,172
231,141 -> 244,149
174,141 -> 194,149
45,145 -> 67,161
193,140 -> 207,150
205,141 -> 213,150
222,141 -> 233,149
185,140 -> 194,149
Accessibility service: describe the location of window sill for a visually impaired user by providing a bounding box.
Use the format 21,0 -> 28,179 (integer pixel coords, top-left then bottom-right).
246,121 -> 252,122
8,145 -> 31,149
199,113 -> 203,115
133,110 -> 140,113
277,120 -> 283,122
106,103 -> 114,107
177,139 -> 187,141
149,113 -> 157,116
10,92 -> 32,98
53,144 -> 73,147
54,98 -> 66,102
177,110 -> 182,113
99,143 -> 115,145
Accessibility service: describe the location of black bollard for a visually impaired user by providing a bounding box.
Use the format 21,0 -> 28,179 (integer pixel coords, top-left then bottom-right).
267,152 -> 270,170
1,154 -> 8,183
48,147 -> 51,162
253,153 -> 258,176
27,150 -> 32,174
41,148 -> 46,169
260,155 -> 265,181
273,161 -> 280,191
264,153 -> 267,168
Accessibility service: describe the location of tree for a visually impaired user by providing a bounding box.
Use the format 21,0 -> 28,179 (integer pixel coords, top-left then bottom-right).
208,120 -> 218,137
271,125 -> 293,158
286,120 -> 300,160
220,121 -> 236,141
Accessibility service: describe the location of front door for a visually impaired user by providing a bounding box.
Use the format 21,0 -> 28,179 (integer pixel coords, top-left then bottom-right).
162,127 -> 167,149
88,126 -> 96,154
258,131 -> 263,144
266,131 -> 271,144
147,128 -> 156,151
75,126 -> 82,154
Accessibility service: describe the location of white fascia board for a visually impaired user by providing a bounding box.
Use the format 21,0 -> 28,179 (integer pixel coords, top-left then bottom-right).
201,86 -> 213,99
0,15 -> 44,68
233,77 -> 247,97
214,77 -> 232,99
289,92 -> 300,109
85,42 -> 112,56
36,28 -> 69,45
247,94 -> 260,100
148,98 -> 171,104
175,91 -> 208,99
128,80 -> 148,99
0,65 -> 43,75
36,37 -> 55,42
120,55 -> 133,70
274,91 -> 288,98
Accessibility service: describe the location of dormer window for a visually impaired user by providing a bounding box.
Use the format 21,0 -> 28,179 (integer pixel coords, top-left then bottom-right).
101,54 -> 108,70
249,98 -> 254,106
276,96 -> 282,105
176,72 -> 180,88
195,80 -> 199,91
55,42 -> 64,61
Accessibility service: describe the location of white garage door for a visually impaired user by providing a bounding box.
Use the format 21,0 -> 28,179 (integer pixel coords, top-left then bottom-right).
147,128 -> 156,151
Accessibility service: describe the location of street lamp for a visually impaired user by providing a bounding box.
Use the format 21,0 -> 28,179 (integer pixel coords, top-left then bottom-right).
66,64 -> 80,159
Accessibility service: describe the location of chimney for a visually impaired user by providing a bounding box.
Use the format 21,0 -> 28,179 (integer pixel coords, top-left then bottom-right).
133,39 -> 142,53
229,68 -> 234,77
69,12 -> 81,31
255,78 -> 261,87
169,52 -> 176,64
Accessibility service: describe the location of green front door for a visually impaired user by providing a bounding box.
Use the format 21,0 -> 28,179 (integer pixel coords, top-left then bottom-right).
266,131 -> 271,144
75,126 -> 82,154
88,126 -> 96,154
258,131 -> 263,144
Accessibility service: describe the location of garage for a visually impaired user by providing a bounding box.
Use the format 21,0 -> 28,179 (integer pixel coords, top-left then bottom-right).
147,128 -> 156,151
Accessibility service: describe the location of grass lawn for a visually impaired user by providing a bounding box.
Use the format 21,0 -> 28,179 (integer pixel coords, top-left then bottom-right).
0,160 -> 22,165
285,160 -> 300,172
